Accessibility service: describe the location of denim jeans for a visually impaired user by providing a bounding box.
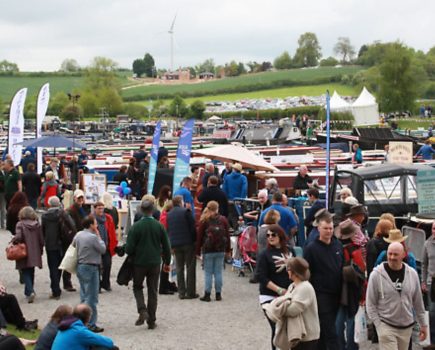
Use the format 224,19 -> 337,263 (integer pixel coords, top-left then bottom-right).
46,250 -> 62,297
427,284 -> 435,344
77,264 -> 100,326
203,252 -> 225,294
21,267 -> 35,297
335,305 -> 358,350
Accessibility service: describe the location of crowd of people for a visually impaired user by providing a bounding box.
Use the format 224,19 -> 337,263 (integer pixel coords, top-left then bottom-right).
1,144 -> 435,350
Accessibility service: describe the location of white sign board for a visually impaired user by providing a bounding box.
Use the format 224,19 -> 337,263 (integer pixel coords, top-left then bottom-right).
417,169 -> 435,214
388,142 -> 413,165
82,174 -> 107,204
269,154 -> 314,164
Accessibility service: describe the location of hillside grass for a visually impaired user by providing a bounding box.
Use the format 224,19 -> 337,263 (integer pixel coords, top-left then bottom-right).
132,83 -> 358,107
121,66 -> 363,99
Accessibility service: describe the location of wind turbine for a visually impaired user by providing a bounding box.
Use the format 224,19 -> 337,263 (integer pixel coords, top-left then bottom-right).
168,14 -> 177,72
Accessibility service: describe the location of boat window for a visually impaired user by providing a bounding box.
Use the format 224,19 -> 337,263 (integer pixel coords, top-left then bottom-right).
406,175 -> 418,203
364,176 -> 402,205
334,173 -> 352,201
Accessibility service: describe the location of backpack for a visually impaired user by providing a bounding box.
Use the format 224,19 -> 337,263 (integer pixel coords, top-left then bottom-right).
59,210 -> 76,246
202,217 -> 227,253
44,183 -> 58,207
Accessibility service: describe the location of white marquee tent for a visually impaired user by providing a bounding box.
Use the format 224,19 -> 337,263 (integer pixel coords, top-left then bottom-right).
329,91 -> 351,112
352,87 -> 379,126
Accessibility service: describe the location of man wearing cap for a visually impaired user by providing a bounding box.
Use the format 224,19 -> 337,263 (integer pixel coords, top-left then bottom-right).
367,242 -> 427,349
125,199 -> 171,329
223,163 -> 247,200
346,204 -> 369,260
78,148 -> 89,168
334,219 -> 366,350
304,214 -> 343,350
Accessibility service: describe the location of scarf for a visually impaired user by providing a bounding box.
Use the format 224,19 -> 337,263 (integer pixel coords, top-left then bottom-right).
96,214 -> 108,245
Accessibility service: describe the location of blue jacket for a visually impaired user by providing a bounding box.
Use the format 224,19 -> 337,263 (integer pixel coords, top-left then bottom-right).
259,204 -> 298,236
174,187 -> 195,217
52,319 -> 113,350
223,171 -> 247,200
166,206 -> 196,248
415,144 -> 435,160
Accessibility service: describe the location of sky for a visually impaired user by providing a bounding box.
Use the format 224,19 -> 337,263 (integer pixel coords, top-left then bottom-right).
1,0 -> 434,72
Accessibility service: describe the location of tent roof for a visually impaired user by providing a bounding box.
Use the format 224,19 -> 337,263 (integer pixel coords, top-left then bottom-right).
329,91 -> 350,110
353,87 -> 377,107
192,144 -> 278,172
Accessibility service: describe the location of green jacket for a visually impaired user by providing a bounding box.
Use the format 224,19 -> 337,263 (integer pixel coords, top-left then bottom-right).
125,216 -> 171,267
4,168 -> 20,199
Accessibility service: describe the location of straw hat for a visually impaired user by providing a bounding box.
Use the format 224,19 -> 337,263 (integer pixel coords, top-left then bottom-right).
334,219 -> 357,240
383,229 -> 408,243
346,204 -> 367,217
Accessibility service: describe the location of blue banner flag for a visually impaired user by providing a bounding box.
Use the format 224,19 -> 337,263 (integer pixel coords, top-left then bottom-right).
172,119 -> 195,194
325,90 -> 331,208
147,121 -> 162,194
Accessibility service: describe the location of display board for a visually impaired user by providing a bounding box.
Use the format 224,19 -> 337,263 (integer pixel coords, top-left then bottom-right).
82,174 -> 107,204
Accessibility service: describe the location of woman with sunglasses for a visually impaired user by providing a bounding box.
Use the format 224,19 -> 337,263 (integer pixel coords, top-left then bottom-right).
257,224 -> 294,350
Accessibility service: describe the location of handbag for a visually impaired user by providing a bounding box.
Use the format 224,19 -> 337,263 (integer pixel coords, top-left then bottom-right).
59,244 -> 78,274
117,255 -> 135,286
5,242 -> 27,261
354,305 -> 368,344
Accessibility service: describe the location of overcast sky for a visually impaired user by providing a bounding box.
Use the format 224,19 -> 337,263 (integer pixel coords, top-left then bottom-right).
1,0 -> 433,71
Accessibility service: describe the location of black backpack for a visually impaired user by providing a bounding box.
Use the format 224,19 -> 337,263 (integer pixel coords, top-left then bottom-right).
59,210 -> 76,246
203,217 -> 227,253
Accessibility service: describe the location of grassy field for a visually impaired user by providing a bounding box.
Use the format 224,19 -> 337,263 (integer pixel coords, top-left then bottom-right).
134,83 -> 358,106
0,73 -> 133,101
121,66 -> 362,99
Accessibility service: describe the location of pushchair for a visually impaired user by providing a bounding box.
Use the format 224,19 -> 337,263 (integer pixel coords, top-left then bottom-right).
232,225 -> 258,277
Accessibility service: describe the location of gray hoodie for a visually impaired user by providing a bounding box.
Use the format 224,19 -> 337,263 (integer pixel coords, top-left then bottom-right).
366,262 -> 426,329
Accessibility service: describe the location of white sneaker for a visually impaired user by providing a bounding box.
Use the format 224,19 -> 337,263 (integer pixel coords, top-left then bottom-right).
27,292 -> 35,303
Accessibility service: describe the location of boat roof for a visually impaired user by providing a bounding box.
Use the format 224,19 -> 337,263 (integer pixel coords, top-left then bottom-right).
337,163 -> 432,180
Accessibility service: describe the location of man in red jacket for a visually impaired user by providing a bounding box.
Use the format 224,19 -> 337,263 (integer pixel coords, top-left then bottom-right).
93,202 -> 118,292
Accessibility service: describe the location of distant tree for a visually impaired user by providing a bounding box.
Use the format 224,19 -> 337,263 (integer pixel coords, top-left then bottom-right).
378,42 -> 424,112
320,56 -> 339,67
151,100 -> 167,117
123,103 -> 148,119
334,37 -> 355,64
224,61 -> 240,77
274,51 -> 293,70
78,92 -> 99,117
196,58 -> 215,74
97,87 -> 123,116
293,32 -> 322,67
237,62 -> 246,75
0,97 -> 3,118
48,92 -> 69,115
357,45 -> 369,60
189,100 -> 206,119
143,53 -> 155,77
189,66 -> 197,78
85,56 -> 119,91
357,41 -> 389,67
60,58 -> 80,72
261,61 -> 273,71
61,104 -> 82,121
24,94 -> 37,118
168,95 -> 188,118
132,58 -> 147,77
0,60 -> 19,73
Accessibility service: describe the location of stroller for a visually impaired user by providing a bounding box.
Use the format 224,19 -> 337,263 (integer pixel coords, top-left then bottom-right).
232,225 -> 258,277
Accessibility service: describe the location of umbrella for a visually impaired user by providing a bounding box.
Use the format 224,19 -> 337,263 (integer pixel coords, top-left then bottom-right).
192,145 -> 278,172
19,135 -> 87,149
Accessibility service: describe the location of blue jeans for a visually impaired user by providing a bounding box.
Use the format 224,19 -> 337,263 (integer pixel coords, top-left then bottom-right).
77,264 -> 100,326
21,267 -> 35,297
203,252 -> 225,294
427,284 -> 435,344
336,305 -> 358,350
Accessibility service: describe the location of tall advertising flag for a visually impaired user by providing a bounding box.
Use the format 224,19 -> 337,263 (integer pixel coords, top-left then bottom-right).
147,121 -> 162,194
8,88 -> 27,166
325,90 -> 331,208
36,83 -> 50,173
172,118 -> 195,194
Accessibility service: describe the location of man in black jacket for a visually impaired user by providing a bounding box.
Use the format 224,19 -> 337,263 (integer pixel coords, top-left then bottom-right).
197,175 -> 228,217
42,196 -> 77,297
304,188 -> 325,235
166,195 -> 198,300
21,163 -> 41,209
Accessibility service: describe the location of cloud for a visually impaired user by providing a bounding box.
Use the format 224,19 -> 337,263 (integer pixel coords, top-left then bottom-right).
1,0 -> 434,71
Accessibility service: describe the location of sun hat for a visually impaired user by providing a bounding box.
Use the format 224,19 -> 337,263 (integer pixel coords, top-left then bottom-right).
334,219 -> 357,240
383,229 -> 408,243
346,204 -> 367,217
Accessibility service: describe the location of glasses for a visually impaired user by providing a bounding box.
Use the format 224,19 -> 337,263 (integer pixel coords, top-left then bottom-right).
266,232 -> 278,238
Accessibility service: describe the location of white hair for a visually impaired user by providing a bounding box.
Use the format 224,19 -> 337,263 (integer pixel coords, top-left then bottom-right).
100,192 -> 114,210
344,196 -> 359,206
48,196 -> 60,207
265,178 -> 278,187
258,189 -> 268,198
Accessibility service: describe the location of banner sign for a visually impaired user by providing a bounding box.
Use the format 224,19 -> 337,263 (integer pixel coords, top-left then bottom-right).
388,141 -> 413,165
172,118 -> 194,194
36,83 -> 50,173
147,121 -> 161,194
417,169 -> 435,214
8,88 -> 27,166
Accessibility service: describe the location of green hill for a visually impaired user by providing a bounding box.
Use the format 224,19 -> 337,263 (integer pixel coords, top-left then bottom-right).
122,66 -> 363,101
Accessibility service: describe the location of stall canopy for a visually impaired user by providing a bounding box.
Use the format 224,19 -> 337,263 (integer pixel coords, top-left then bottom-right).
329,91 -> 351,112
352,87 -> 379,126
192,144 -> 278,172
